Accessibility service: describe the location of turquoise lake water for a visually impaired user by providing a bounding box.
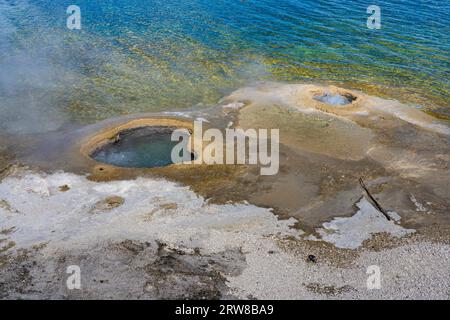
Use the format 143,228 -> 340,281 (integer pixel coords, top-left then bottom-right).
91,127 -> 189,168
0,0 -> 449,133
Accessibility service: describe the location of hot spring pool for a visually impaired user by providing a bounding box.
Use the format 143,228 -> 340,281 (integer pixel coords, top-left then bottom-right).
313,92 -> 357,106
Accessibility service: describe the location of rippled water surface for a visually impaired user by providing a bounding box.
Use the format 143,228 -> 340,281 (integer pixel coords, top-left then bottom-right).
0,0 -> 449,133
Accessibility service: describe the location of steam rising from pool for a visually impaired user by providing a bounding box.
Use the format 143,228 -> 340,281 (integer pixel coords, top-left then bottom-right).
313,92 -> 356,106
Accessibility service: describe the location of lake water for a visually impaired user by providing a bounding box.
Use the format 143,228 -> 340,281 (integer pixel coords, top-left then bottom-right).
0,0 -> 449,133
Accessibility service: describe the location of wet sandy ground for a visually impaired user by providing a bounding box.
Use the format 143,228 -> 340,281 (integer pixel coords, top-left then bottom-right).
1,83 -> 449,299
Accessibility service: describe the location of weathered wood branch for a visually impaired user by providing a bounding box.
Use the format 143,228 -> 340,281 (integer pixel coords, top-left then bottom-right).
359,178 -> 391,221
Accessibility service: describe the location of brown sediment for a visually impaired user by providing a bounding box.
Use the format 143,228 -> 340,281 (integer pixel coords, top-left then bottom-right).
0,227 -> 16,236
88,161 -> 251,204
0,240 -> 15,254
0,199 -> 15,213
76,84 -> 449,233
304,283 -> 355,296
91,196 -> 125,213
78,116 -> 253,203
83,127 -> 354,226
237,103 -> 374,161
0,149 -> 14,181
237,87 -> 448,232
424,110 -> 450,122
275,224 -> 450,270
227,83 -> 450,136
58,185 -> 70,192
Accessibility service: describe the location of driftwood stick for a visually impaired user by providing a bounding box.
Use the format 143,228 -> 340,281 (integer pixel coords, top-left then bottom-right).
359,178 -> 391,221
0,164 -> 12,177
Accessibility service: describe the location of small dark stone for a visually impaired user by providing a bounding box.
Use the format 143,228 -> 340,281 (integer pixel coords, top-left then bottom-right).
58,185 -> 70,192
307,255 -> 317,263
